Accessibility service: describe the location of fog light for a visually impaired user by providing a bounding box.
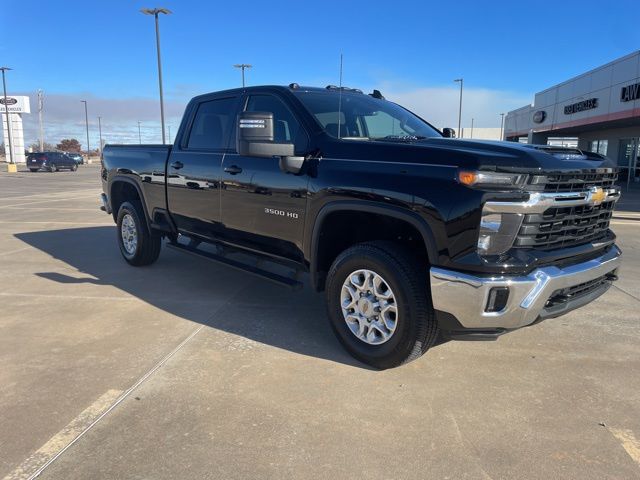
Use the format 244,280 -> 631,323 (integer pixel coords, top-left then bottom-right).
486,287 -> 509,312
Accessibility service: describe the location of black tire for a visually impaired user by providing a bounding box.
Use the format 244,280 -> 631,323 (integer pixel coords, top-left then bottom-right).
325,241 -> 439,369
49,164 -> 57,172
29,168 -> 38,172
71,164 -> 78,172
116,201 -> 162,266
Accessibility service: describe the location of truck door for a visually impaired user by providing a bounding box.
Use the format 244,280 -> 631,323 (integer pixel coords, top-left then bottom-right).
167,95 -> 240,238
220,94 -> 310,261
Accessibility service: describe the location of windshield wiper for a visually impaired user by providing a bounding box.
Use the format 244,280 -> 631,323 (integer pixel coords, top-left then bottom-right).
373,135 -> 427,142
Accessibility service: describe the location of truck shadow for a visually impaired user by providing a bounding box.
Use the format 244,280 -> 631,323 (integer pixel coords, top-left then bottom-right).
17,226 -> 388,369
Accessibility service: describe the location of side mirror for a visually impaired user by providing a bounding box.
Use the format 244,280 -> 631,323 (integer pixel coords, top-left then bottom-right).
237,111 -> 294,158
442,127 -> 456,138
237,111 -> 305,174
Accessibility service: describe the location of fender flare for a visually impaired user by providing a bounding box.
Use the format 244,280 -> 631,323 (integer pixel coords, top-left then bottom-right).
308,200 -> 439,290
109,175 -> 152,228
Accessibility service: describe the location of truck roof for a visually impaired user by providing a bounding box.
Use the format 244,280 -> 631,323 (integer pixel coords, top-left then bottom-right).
191,84 -> 367,101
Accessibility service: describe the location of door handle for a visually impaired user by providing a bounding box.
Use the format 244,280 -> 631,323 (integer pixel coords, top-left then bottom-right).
171,161 -> 184,170
224,165 -> 243,175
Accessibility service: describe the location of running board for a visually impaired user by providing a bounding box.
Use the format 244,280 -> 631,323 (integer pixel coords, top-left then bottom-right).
166,242 -> 303,290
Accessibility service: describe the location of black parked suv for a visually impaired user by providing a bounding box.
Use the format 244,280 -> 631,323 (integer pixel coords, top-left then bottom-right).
100,84 -> 622,369
27,152 -> 78,172
65,152 -> 84,165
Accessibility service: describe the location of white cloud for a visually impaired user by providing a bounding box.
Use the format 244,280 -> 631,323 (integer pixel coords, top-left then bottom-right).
14,92 -> 186,148
377,84 -> 531,130
8,84 -> 532,149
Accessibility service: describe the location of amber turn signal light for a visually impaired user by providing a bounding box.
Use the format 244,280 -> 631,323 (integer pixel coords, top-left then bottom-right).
458,171 -> 477,186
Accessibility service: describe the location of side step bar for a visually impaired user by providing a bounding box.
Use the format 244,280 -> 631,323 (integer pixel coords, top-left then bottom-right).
166,241 -> 303,290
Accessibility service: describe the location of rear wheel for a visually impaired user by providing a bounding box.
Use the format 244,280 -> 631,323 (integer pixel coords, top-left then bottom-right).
325,241 -> 439,369
49,164 -> 57,172
116,201 -> 162,266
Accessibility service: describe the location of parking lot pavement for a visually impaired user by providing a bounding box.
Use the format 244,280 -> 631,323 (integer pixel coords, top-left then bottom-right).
1,165 -> 639,480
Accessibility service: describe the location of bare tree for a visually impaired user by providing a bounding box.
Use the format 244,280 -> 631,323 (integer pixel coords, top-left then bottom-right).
28,142 -> 55,152
56,139 -> 82,152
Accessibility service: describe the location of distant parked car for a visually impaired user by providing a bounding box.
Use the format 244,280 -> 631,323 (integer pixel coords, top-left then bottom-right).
65,152 -> 84,165
27,152 -> 78,172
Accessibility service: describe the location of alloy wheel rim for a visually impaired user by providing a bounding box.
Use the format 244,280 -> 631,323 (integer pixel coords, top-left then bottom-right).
340,269 -> 398,345
121,214 -> 138,255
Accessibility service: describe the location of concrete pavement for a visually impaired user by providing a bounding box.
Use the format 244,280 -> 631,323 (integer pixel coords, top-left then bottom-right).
0,165 -> 639,479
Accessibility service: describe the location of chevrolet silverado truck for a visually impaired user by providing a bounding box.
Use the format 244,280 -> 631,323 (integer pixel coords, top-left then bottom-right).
100,84 -> 622,369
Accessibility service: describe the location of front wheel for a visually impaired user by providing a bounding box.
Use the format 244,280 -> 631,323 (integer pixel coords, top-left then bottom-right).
325,241 -> 439,369
49,164 -> 57,172
71,164 -> 78,171
116,201 -> 162,266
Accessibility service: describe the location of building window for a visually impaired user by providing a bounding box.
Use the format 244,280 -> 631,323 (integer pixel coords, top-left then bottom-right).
547,137 -> 578,148
588,139 -> 608,156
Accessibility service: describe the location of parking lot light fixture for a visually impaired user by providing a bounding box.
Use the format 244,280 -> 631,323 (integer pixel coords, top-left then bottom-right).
500,113 -> 505,140
138,121 -> 142,144
81,100 -> 89,160
141,7 -> 172,144
233,64 -> 252,88
98,116 -> 103,155
454,78 -> 463,139
1,67 -> 15,164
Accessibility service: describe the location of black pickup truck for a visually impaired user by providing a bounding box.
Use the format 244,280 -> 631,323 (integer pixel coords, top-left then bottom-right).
101,84 -> 622,369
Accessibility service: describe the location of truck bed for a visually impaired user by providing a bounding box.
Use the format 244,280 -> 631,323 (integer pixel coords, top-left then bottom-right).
102,144 -> 172,169
102,144 -> 173,222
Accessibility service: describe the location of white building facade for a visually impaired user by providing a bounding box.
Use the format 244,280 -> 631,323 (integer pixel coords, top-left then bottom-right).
504,51 -> 640,190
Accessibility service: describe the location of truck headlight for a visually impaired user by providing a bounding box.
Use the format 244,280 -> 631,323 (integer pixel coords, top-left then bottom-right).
458,170 -> 528,190
478,211 -> 523,256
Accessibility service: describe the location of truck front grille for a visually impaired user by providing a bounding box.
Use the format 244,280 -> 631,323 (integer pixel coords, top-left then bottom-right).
534,171 -> 618,193
513,170 -> 618,250
514,201 -> 615,250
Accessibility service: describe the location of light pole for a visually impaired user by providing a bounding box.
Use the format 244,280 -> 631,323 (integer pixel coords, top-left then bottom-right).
168,125 -> 171,142
233,64 -> 252,88
81,100 -> 90,160
454,78 -> 463,139
137,121 -> 142,144
1,67 -> 14,164
141,7 -> 171,144
38,89 -> 44,152
470,118 -> 474,139
500,113 -> 505,140
98,116 -> 103,155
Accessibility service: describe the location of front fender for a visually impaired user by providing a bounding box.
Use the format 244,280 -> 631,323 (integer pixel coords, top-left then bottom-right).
306,200 -> 441,290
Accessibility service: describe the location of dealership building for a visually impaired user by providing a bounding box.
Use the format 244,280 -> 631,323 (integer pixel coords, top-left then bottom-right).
504,50 -> 640,190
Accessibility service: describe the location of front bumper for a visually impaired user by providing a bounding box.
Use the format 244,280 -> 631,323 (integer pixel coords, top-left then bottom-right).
430,246 -> 621,330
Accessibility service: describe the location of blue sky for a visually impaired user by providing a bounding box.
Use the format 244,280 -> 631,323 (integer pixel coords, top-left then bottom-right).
3,0 -> 638,147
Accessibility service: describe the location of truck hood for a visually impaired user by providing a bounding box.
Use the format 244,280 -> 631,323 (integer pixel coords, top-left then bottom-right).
323,137 -> 616,172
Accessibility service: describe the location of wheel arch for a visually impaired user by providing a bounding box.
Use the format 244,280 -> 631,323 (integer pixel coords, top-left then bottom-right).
109,176 -> 152,229
308,201 -> 439,292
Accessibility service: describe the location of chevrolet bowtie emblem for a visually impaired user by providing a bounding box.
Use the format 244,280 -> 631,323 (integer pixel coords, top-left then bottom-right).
589,186 -> 606,206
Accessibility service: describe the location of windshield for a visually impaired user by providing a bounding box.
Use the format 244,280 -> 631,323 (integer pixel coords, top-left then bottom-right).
294,91 -> 441,140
